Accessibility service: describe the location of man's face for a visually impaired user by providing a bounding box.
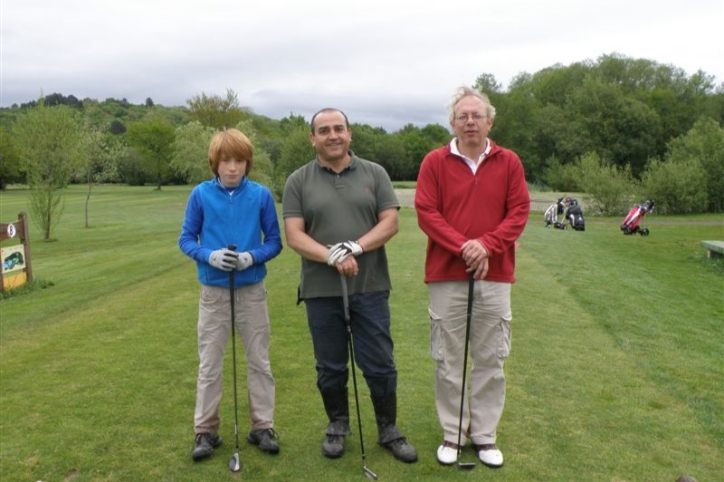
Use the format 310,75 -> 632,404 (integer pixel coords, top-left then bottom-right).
310,111 -> 352,163
451,96 -> 493,149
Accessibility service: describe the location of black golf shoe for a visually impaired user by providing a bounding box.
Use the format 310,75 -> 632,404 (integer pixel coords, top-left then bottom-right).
382,437 -> 418,463
322,434 -> 346,458
246,428 -> 280,454
192,432 -> 222,461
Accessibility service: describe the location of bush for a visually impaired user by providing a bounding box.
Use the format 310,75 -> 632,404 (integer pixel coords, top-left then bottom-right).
543,156 -> 582,191
575,152 -> 637,215
666,116 -> 724,213
640,158 -> 708,214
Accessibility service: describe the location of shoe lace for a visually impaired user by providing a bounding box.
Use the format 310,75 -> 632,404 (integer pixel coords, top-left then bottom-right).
387,437 -> 409,449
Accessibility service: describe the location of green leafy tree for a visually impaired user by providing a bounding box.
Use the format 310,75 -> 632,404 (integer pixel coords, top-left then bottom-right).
109,119 -> 126,135
527,61 -> 589,106
117,147 -> 148,186
257,137 -> 284,164
534,104 -> 583,169
474,73 -> 503,94
349,123 -> 382,162
254,113 -> 308,165
274,125 -> 315,200
420,124 -> 451,147
474,72 -> 508,113
665,116 -> 724,212
491,85 -> 540,181
565,77 -> 662,178
641,158 -> 708,214
187,89 -> 247,129
81,125 -> 124,227
574,152 -> 638,216
607,97 -> 663,177
279,114 -> 308,134
247,147 -> 275,194
170,121 -> 216,184
0,125 -> 22,189
375,135 -> 411,181
12,101 -> 85,240
396,125 -> 432,173
126,117 -> 176,190
543,155 -> 582,191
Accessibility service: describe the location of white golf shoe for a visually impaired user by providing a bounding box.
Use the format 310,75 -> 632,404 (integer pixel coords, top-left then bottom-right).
475,443 -> 504,468
436,441 -> 459,465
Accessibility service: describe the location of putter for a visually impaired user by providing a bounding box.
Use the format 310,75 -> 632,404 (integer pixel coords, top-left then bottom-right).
455,273 -> 477,470
340,273 -> 378,481
227,245 -> 242,473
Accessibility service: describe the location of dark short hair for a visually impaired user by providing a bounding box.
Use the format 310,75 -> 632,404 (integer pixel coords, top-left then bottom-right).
310,108 -> 349,133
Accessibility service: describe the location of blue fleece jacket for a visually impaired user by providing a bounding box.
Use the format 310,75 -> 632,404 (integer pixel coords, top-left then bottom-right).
179,177 -> 282,288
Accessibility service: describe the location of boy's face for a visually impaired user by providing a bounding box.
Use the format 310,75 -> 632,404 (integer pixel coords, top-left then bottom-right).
217,158 -> 247,188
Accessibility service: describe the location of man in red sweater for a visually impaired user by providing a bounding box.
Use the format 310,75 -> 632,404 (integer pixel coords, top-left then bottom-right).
415,85 -> 529,468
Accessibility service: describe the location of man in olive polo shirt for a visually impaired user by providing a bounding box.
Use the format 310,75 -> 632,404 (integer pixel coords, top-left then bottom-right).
282,107 -> 417,464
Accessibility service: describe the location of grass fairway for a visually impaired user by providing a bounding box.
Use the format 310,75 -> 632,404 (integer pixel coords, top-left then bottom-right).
1,185 -> 722,482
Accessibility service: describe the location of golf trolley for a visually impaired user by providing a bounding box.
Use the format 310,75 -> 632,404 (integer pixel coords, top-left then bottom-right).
621,200 -> 655,236
544,196 -> 585,231
544,196 -> 569,230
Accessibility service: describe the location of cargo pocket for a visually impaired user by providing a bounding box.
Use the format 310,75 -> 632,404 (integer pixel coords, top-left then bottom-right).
497,314 -> 512,359
429,306 -> 444,362
200,285 -> 224,305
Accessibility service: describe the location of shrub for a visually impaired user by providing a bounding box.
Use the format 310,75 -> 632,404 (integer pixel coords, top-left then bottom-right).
543,156 -> 582,191
641,157 -> 708,214
575,152 -> 637,215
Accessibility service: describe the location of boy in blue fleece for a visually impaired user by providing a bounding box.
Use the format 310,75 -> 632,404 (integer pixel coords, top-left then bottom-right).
179,128 -> 282,461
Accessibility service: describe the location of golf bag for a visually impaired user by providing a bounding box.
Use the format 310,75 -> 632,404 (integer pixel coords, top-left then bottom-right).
544,196 -> 570,230
621,200 -> 655,236
565,199 -> 585,231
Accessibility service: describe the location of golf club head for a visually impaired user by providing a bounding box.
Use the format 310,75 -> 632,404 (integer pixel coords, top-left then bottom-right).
363,466 -> 378,480
457,461 -> 476,471
228,452 -> 241,472
456,447 -> 475,470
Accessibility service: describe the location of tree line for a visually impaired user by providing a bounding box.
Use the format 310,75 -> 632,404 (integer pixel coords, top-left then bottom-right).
1,53 -> 722,239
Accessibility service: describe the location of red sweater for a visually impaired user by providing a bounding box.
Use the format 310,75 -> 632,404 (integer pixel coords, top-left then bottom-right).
415,141 -> 530,283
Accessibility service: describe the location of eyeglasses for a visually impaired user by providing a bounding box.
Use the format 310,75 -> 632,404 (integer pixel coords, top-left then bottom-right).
455,113 -> 487,123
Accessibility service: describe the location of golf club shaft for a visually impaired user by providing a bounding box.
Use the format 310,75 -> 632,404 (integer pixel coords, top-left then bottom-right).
340,273 -> 377,479
230,270 -> 240,450
227,245 -> 242,472
456,274 -> 475,460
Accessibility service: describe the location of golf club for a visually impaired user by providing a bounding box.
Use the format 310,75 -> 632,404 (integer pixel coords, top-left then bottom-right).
227,245 -> 242,473
455,273 -> 477,470
340,273 -> 378,481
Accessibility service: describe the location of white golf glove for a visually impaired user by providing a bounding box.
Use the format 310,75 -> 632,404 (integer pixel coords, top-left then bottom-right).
326,242 -> 344,265
209,249 -> 238,271
327,240 -> 363,266
235,252 -> 254,271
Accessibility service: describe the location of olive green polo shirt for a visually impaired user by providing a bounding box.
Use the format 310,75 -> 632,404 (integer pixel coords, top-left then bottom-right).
282,153 -> 399,299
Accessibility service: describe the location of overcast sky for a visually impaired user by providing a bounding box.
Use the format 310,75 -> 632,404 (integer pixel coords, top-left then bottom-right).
2,0 -> 722,131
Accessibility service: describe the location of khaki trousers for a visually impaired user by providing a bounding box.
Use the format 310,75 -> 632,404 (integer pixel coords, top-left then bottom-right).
428,280 -> 511,446
194,282 -> 275,434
